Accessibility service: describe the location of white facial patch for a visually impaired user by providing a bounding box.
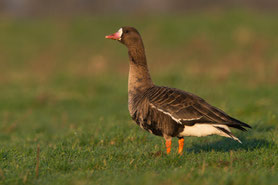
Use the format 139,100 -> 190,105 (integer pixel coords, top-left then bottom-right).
117,28 -> 123,40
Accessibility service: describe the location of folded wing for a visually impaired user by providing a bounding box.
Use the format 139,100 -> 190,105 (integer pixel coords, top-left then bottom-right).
147,86 -> 251,131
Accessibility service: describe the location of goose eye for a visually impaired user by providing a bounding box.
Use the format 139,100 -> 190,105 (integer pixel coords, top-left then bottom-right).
125,30 -> 129,34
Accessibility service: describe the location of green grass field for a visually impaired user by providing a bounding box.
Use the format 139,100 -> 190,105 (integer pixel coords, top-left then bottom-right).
0,10 -> 278,185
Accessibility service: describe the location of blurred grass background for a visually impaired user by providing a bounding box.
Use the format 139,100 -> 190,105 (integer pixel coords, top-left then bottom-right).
0,1 -> 278,185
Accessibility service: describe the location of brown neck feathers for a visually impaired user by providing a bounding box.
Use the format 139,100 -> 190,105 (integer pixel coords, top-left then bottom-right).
128,39 -> 147,66
127,38 -> 153,94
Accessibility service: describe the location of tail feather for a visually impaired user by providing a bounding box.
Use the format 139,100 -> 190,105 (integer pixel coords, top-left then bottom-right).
229,117 -> 252,129
226,123 -> 247,131
214,126 -> 242,144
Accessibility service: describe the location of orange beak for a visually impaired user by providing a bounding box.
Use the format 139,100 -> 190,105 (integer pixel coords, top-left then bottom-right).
105,28 -> 122,40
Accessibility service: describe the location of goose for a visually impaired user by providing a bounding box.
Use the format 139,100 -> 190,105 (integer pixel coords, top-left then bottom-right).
105,27 -> 251,154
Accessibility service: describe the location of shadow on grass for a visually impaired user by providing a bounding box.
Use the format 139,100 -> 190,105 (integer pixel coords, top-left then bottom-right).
187,137 -> 274,153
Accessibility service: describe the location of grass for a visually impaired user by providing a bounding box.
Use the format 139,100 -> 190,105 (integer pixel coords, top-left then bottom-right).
0,10 -> 278,185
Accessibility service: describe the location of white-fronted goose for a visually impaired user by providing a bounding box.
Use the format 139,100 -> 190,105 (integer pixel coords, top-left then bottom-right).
105,27 -> 251,154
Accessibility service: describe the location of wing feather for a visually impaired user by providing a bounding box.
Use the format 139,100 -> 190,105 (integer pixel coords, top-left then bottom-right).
146,86 -> 251,130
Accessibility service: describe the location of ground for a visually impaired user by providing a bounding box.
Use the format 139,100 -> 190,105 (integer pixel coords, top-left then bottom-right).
0,10 -> 278,185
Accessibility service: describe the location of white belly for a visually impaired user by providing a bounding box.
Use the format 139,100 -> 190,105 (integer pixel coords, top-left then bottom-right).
180,124 -> 230,137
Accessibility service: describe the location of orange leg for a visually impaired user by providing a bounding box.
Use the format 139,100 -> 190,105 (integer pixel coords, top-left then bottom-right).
165,140 -> 172,154
178,137 -> 184,155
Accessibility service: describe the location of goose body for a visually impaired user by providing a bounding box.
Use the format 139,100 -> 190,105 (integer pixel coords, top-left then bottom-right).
106,27 -> 251,154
